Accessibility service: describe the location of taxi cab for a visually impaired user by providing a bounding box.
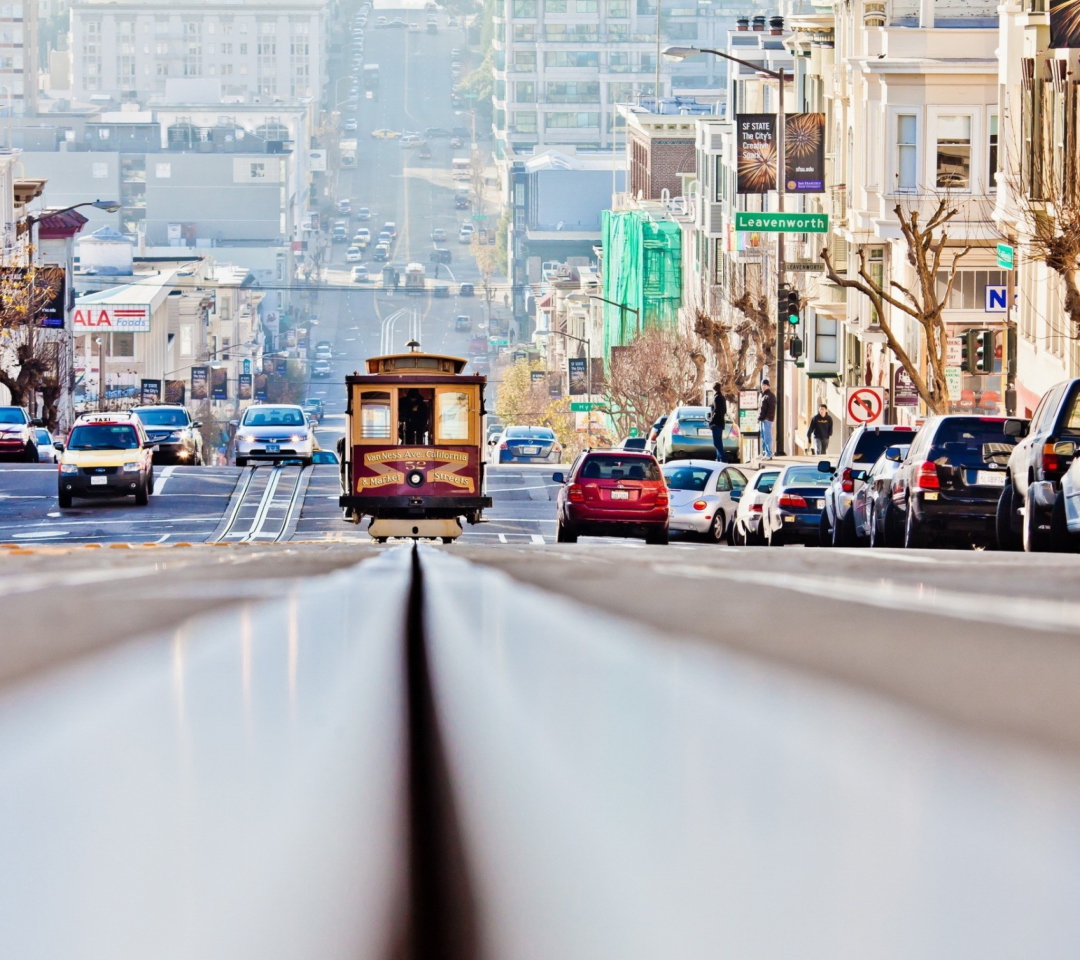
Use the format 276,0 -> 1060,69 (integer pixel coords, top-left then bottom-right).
57,413 -> 156,509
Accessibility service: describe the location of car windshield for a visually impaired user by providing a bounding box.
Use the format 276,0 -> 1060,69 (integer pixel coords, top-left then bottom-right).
754,471 -> 780,492
929,419 -> 1018,467
621,437 -> 647,450
663,465 -> 714,491
242,407 -> 306,427
34,429 -> 51,443
136,409 -> 188,426
678,418 -> 709,429
783,466 -> 832,487
505,426 -> 555,439
579,456 -> 661,481
68,424 -> 139,450
0,409 -> 27,424
853,429 -> 916,463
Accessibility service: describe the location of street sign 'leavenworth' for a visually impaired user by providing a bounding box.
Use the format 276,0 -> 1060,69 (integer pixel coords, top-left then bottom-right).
735,212 -> 830,233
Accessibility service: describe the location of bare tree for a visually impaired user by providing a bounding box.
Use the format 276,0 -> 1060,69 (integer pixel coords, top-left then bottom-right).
471,235 -> 501,323
0,262 -> 64,424
603,327 -> 704,438
693,268 -> 776,401
821,199 -> 969,414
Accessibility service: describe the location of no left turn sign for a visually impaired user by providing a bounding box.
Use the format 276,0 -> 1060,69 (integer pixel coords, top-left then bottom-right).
846,386 -> 885,425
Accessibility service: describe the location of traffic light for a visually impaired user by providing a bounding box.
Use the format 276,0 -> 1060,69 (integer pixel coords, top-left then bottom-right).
777,287 -> 801,326
789,334 -> 804,360
974,329 -> 996,373
961,333 -> 972,373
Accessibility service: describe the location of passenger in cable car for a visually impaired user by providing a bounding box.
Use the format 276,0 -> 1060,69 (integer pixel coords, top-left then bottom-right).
399,388 -> 433,444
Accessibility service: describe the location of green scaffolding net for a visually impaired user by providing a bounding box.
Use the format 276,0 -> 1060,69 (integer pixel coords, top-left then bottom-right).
601,210 -> 683,359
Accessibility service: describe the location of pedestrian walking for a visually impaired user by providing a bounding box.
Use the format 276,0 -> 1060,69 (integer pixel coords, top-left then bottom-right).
759,380 -> 776,459
708,382 -> 729,463
807,403 -> 833,456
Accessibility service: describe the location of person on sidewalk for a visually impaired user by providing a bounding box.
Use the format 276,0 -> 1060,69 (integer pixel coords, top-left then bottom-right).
708,382 -> 729,464
759,380 -> 776,459
807,403 -> 833,456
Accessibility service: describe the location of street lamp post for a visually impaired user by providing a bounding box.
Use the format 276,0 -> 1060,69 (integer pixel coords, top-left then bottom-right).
587,294 -> 641,338
95,335 -> 106,412
663,45 -> 790,455
550,328 -> 593,438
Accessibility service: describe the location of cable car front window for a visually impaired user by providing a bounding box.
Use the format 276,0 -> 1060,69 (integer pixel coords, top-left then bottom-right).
360,391 -> 392,439
436,390 -> 470,442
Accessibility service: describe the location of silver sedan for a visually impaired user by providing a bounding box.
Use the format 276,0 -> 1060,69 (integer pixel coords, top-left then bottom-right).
233,404 -> 315,467
662,459 -> 747,543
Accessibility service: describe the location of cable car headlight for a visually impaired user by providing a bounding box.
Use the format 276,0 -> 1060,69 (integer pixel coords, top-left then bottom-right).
405,469 -> 426,487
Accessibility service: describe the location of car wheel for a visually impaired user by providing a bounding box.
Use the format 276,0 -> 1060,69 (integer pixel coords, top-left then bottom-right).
23,442 -> 37,463
838,508 -> 863,547
645,527 -> 669,545
1049,492 -> 1075,552
135,480 -> 150,506
996,482 -> 1022,551
706,510 -> 726,544
1022,493 -> 1052,552
58,491 -> 72,509
147,468 -> 155,496
556,520 -> 578,543
903,501 -> 931,548
818,509 -> 832,546
868,502 -> 881,547
236,457 -> 247,467
767,526 -> 784,547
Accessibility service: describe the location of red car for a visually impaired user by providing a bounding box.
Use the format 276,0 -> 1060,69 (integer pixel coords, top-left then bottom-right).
553,450 -> 670,544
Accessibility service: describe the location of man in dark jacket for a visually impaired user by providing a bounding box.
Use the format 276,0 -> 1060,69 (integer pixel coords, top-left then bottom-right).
708,382 -> 728,463
807,403 -> 833,455
758,380 -> 776,458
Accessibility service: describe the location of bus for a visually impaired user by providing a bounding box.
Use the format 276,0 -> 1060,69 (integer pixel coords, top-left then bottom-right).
451,158 -> 471,181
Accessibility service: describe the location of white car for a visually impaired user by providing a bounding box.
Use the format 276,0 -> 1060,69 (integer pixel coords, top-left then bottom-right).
34,427 -> 60,463
663,460 -> 748,543
351,264 -> 370,282
400,134 -> 425,148
233,404 -> 315,467
344,118 -> 358,132
345,245 -> 363,262
730,466 -> 781,546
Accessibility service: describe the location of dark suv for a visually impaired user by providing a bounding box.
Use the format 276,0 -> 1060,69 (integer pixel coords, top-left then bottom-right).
891,416 -> 1019,548
996,378 -> 1080,551
818,424 -> 916,546
131,405 -> 204,465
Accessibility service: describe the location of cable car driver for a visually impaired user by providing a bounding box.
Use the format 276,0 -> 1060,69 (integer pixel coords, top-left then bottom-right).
400,388 -> 431,445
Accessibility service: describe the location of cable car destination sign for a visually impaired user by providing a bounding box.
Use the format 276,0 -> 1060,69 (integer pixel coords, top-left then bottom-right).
735,212 -> 830,233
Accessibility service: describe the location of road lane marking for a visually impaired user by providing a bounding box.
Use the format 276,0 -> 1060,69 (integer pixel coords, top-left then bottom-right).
498,534 -> 508,543
530,535 -> 545,544
656,563 -> 1080,634
12,530 -> 68,539
151,464 -> 176,496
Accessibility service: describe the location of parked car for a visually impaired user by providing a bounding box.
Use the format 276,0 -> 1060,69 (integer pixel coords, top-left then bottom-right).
662,459 -> 747,543
761,462 -> 832,547
615,436 -> 648,451
819,424 -> 917,546
131,404 -> 204,465
996,378 -> 1080,551
454,314 -> 471,332
730,467 -> 781,545
493,425 -> 562,464
854,444 -> 910,547
553,451 -> 669,544
34,427 -> 60,463
0,406 -> 42,461
233,404 -> 315,467
892,415 -> 1019,548
459,282 -> 474,297
653,406 -> 739,463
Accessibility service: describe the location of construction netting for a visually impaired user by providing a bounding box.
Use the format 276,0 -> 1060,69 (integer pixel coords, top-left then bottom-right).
601,210 -> 683,359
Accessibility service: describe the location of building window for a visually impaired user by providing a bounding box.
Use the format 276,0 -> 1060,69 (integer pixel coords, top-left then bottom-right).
988,113 -> 998,192
575,0 -> 597,10
666,21 -> 697,39
180,325 -> 194,357
110,333 -> 136,358
512,23 -> 536,40
546,81 -> 600,103
896,113 -> 917,192
515,81 -> 535,102
935,115 -> 971,190
512,50 -> 536,72
546,111 -> 600,129
815,316 -> 838,364
249,162 -> 266,178
608,0 -> 629,14
934,269 -> 1007,310
512,0 -> 537,16
545,51 -> 599,67
514,111 -> 538,134
546,0 -> 567,11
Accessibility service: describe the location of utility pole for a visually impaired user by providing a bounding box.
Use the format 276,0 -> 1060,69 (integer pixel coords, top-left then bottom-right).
774,67 -> 787,455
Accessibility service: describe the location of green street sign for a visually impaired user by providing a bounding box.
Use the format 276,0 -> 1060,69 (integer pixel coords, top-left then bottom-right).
629,426 -> 639,437
735,212 -> 830,234
472,214 -> 487,221
997,243 -> 1015,270
570,401 -> 603,412
490,338 -> 509,346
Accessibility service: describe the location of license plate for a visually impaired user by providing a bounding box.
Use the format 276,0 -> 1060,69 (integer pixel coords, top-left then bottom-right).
697,428 -> 712,437
521,446 -> 539,455
976,470 -> 1006,487
265,443 -> 280,453
816,499 -> 824,509
91,475 -> 107,485
611,490 -> 630,500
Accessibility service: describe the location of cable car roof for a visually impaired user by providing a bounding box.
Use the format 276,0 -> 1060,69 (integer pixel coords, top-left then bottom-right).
364,351 -> 469,375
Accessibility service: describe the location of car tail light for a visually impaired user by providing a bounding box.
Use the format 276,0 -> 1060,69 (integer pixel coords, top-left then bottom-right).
778,493 -> 807,509
671,423 -> 681,435
750,503 -> 763,513
729,424 -> 740,438
656,487 -> 669,505
914,461 -> 940,490
568,484 -> 584,502
1043,442 -> 1061,475
499,442 -> 508,450
693,499 -> 708,511
841,467 -> 854,493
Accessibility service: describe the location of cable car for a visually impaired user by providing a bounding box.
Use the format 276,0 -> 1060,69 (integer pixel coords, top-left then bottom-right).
339,341 -> 492,541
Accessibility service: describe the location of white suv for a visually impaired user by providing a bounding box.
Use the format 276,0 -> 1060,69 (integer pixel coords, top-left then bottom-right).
233,404 -> 315,467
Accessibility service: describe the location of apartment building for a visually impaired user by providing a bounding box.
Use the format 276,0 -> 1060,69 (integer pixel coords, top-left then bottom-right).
68,0 -> 328,104
0,0 -> 38,115
492,0 -> 732,157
